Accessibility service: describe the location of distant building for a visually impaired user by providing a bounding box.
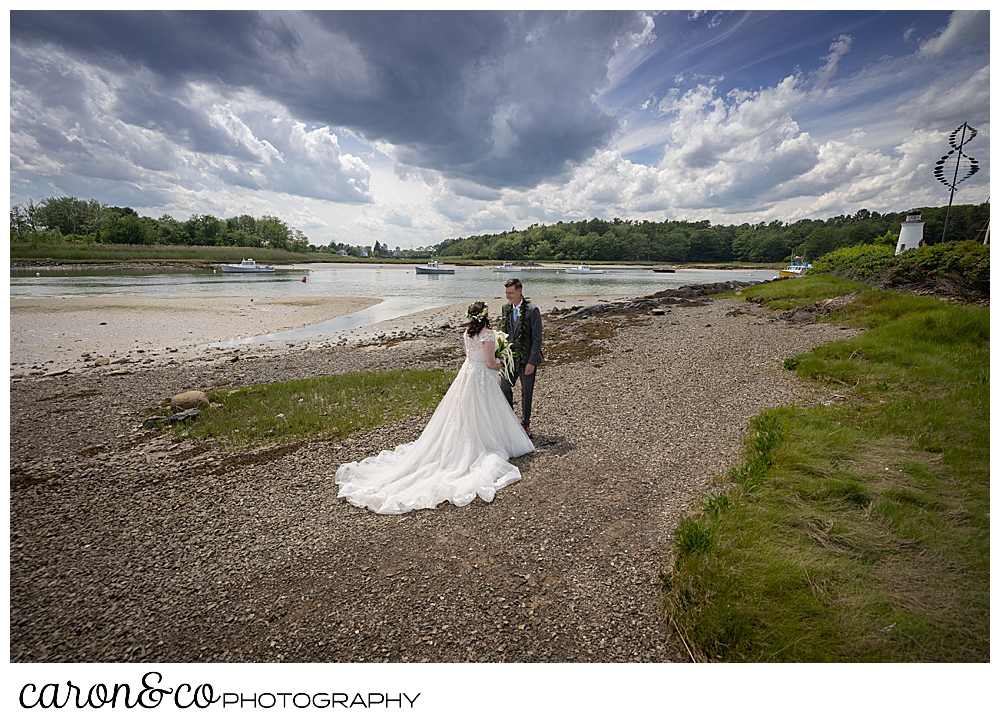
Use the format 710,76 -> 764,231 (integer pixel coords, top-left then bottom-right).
896,209 -> 925,254
337,249 -> 349,257
357,247 -> 369,257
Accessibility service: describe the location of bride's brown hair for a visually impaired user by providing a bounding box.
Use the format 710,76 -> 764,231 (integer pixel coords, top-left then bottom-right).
466,300 -> 490,337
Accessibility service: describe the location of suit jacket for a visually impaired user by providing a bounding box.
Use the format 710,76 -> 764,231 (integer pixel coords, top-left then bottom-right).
501,300 -> 543,371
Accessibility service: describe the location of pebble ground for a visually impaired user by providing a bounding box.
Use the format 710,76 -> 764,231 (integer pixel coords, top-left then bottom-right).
10,293 -> 858,663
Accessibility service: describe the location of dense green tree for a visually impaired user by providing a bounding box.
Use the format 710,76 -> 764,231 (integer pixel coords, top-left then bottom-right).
688,228 -> 733,261
34,197 -> 104,236
732,221 -> 793,262
10,195 -> 987,263
183,214 -> 223,246
157,215 -> 196,246
101,212 -> 156,245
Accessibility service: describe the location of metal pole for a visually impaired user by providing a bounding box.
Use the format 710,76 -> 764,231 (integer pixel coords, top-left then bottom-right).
941,123 -> 969,244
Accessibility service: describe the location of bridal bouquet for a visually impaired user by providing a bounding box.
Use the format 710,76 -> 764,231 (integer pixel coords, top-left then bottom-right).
494,329 -> 515,380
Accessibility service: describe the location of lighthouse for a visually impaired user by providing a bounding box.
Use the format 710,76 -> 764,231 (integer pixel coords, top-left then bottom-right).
896,209 -> 925,254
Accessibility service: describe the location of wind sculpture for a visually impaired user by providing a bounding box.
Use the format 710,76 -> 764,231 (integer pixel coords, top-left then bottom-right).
933,123 -> 979,244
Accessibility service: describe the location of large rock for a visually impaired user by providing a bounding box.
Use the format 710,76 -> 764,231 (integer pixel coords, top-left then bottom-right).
143,408 -> 200,428
171,390 -> 210,412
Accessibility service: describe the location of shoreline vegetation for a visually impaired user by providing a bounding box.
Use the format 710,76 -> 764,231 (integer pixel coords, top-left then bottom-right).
10,196 -> 989,266
665,276 -> 989,661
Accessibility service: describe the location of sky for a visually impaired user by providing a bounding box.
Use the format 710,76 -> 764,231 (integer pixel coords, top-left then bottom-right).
9,9 -> 991,249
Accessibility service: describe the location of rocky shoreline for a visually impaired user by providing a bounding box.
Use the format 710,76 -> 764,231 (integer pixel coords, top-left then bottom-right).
10,285 -> 860,663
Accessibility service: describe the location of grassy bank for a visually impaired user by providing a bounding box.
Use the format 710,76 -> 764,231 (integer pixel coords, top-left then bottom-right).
11,241 -> 322,265
149,369 -> 456,451
664,276 -> 989,661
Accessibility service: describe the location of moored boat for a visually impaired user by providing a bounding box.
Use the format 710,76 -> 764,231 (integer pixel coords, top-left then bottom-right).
220,258 -> 275,273
778,260 -> 812,278
652,267 -> 676,273
490,262 -> 522,272
415,260 -> 455,275
563,264 -> 605,275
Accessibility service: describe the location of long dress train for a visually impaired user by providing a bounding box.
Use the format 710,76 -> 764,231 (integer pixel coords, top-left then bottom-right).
335,329 -> 534,514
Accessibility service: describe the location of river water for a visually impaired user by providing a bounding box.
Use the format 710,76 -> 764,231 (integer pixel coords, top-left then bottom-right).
10,264 -> 777,343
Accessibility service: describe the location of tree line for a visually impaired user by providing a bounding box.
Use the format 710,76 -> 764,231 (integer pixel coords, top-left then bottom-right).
433,203 -> 989,263
10,196 -> 313,252
10,196 -> 989,263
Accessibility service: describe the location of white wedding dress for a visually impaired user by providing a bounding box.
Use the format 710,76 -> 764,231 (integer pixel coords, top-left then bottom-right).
335,329 -> 535,514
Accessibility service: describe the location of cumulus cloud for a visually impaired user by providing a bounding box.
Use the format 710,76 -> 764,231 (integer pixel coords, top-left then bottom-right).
9,43 -> 372,206
918,10 -> 990,56
653,76 -> 820,209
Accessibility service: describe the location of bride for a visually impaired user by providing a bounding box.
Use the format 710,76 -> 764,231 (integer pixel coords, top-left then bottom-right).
335,300 -> 534,514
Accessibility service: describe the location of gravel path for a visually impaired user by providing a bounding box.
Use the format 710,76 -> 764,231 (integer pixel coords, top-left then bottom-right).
10,288 -> 858,663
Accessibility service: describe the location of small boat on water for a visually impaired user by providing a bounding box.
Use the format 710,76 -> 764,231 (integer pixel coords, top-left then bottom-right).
490,262 -> 522,272
415,260 -> 455,275
778,260 -> 812,278
563,264 -> 605,275
220,258 -> 275,273
652,267 -> 676,273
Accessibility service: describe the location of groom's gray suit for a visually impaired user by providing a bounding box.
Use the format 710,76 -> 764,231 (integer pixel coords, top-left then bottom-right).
499,298 -> 543,430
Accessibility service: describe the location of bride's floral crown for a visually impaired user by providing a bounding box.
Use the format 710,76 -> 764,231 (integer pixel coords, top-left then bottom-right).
467,299 -> 488,322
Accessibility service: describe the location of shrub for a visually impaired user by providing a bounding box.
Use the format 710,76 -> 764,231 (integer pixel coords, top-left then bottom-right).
811,240 -> 989,300
810,243 -> 896,281
885,241 -> 989,299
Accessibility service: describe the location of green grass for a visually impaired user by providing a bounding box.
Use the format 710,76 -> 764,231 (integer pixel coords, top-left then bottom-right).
738,275 -> 870,309
149,369 -> 456,451
664,275 -> 989,662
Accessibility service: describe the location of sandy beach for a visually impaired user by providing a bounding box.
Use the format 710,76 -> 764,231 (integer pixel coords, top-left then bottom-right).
9,295 -> 379,367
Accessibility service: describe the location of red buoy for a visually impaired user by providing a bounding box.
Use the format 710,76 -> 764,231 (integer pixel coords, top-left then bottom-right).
302,276 -> 307,282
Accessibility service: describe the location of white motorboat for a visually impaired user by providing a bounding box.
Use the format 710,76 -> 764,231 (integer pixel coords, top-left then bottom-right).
490,262 -> 522,272
415,260 -> 455,275
220,258 -> 275,273
563,264 -> 605,275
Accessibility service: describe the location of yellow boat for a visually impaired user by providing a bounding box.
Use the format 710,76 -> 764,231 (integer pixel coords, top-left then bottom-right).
779,260 -> 811,278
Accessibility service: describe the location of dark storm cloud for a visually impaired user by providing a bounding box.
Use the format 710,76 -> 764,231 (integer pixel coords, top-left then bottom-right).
10,10 -> 300,85
300,10 -> 646,188
11,10 -> 648,190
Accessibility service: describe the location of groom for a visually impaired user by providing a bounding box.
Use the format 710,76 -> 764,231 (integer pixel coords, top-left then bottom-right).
500,278 -> 543,438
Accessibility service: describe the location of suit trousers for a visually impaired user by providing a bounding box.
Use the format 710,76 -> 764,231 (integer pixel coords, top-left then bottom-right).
500,367 -> 536,428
